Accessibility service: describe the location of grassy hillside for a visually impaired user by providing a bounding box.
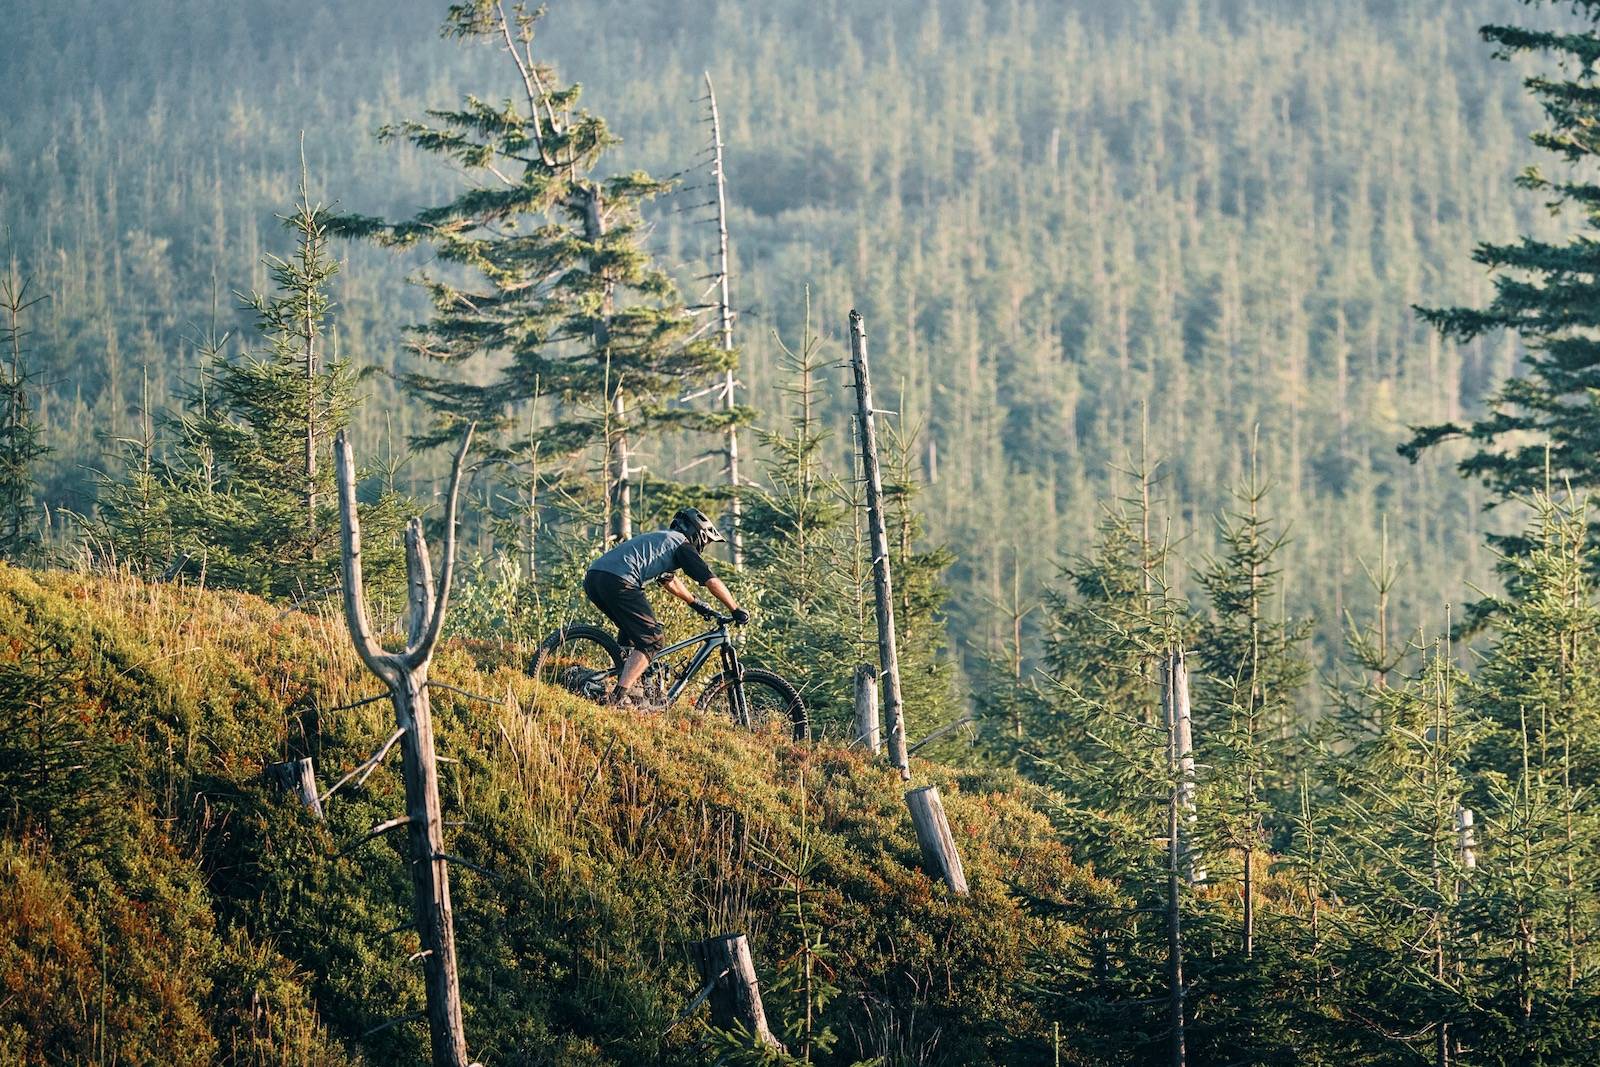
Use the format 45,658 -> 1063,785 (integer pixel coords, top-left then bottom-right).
0,563 -> 1114,1065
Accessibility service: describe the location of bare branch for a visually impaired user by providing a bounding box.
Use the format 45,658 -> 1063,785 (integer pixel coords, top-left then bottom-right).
406,517 -> 436,649
334,432 -> 393,680
319,727 -> 407,805
362,1012 -> 425,1039
408,422 -> 476,668
335,815 -> 414,859
427,681 -> 503,705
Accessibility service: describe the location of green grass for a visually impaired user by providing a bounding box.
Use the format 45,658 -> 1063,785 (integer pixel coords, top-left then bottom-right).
0,563 -> 1107,1065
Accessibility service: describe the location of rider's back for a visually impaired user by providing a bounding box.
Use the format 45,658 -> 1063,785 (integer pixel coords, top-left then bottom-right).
588,530 -> 692,588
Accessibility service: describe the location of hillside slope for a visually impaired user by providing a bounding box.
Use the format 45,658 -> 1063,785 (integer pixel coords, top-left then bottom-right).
0,564 -> 1107,1065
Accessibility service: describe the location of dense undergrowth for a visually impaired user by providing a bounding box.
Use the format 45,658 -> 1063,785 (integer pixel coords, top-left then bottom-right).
0,563 -> 1116,1065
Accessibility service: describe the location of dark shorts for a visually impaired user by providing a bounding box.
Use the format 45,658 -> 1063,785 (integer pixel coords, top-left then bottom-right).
584,569 -> 664,655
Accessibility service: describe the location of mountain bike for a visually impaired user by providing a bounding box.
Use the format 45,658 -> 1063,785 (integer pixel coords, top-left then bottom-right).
531,611 -> 808,741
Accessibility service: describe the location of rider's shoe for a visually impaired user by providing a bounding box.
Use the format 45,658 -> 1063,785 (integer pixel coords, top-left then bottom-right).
605,685 -> 648,710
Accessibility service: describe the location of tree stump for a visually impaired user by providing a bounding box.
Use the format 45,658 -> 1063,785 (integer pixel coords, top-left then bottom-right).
904,785 -> 968,895
688,933 -> 785,1052
265,757 -> 323,819
854,664 -> 880,754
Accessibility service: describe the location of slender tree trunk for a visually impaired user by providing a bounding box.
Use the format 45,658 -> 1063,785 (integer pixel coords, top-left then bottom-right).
394,674 -> 467,1067
848,310 -> 908,780
612,390 -> 631,542
580,182 -> 627,542
1163,650 -> 1190,1067
304,290 -> 316,544
705,72 -> 741,567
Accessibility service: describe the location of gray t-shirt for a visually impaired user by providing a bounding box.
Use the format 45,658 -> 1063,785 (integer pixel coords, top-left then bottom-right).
588,529 -> 714,587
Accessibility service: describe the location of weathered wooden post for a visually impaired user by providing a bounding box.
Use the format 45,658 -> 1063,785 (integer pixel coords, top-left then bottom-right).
853,664 -> 881,754
335,424 -> 475,1067
904,785 -> 969,895
704,72 -> 742,569
265,757 -> 323,819
847,310 -> 909,780
1160,648 -> 1190,1067
688,933 -> 785,1052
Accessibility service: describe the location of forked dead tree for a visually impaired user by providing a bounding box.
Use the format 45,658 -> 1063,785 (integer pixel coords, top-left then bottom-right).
332,424 -> 475,1067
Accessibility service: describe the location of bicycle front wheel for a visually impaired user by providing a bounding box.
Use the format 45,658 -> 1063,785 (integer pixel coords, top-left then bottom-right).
530,625 -> 624,703
695,668 -> 808,742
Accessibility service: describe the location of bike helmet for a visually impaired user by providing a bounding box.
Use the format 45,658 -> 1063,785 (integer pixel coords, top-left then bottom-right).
670,507 -> 725,550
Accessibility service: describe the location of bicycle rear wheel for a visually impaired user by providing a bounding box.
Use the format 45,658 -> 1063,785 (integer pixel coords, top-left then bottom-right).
695,668 -> 808,742
531,625 -> 625,703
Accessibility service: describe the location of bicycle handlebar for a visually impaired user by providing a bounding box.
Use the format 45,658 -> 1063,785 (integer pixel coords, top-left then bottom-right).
690,601 -> 742,627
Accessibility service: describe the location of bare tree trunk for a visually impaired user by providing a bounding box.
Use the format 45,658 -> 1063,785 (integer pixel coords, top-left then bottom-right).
1164,651 -> 1203,885
580,182 -> 627,542
335,425 -> 475,1067
1162,649 -> 1190,1067
612,390 -> 631,542
704,73 -> 741,568
848,310 -> 908,780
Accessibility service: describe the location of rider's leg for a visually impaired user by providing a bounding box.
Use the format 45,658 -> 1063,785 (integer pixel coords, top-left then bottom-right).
609,648 -> 650,703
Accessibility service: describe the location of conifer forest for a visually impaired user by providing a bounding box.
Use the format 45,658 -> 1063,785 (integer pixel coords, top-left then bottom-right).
12,0 -> 1600,1062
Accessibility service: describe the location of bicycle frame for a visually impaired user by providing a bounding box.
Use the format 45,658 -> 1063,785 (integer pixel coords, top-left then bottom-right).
646,624 -> 747,718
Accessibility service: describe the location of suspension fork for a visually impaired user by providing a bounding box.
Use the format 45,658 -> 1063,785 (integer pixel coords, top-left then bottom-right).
720,640 -> 750,727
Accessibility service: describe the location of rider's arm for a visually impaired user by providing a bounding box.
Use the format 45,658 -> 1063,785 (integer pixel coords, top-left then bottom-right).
659,574 -> 699,606
669,543 -> 745,618
703,576 -> 740,615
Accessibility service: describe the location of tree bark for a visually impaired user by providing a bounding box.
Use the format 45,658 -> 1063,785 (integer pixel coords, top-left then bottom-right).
265,757 -> 323,819
1162,649 -> 1189,1067
854,663 -> 880,754
704,73 -> 741,568
904,785 -> 968,895
848,310 -> 908,780
688,933 -> 785,1052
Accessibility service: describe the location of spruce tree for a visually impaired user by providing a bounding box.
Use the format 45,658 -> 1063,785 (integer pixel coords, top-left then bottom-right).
96,176 -> 404,598
0,269 -> 49,560
1193,460 -> 1312,955
1401,3 -> 1600,546
1313,640 -> 1476,1066
333,1 -> 730,545
1459,494 -> 1600,1056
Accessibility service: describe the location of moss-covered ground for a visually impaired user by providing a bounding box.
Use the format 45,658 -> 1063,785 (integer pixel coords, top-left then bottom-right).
0,564 -> 1111,1065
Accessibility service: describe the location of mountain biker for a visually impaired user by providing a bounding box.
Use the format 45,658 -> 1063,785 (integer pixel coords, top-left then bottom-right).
583,507 -> 749,707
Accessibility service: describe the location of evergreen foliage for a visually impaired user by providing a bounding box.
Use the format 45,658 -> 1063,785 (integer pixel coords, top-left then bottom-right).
1191,459 -> 1312,948
94,179 -> 406,599
0,270 -> 49,560
332,1 -> 734,543
1402,3 -> 1600,546
0,0 -> 1560,683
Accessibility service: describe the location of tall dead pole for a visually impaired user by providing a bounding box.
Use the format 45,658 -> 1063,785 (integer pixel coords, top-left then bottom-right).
704,72 -> 742,567
333,424 -> 475,1067
1161,649 -> 1192,1067
848,310 -> 909,780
